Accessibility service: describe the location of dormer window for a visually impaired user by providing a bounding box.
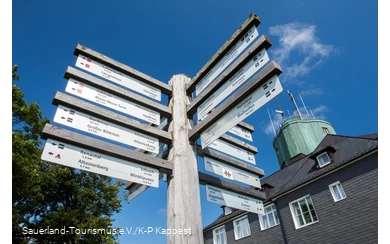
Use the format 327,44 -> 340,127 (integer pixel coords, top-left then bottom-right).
322,127 -> 330,134
224,206 -> 232,215
316,152 -> 331,167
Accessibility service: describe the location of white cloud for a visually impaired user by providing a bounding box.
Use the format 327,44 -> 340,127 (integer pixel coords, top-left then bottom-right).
298,105 -> 329,119
269,22 -> 335,81
299,88 -> 323,97
310,105 -> 329,119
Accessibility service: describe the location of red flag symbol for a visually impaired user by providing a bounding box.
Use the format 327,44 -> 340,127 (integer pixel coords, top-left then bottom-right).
55,154 -> 61,159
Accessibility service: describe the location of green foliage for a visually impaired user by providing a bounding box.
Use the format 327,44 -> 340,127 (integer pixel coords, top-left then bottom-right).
12,65 -> 124,243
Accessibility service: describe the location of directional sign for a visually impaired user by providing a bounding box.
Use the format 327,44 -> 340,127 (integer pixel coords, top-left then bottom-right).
195,25 -> 259,96
201,74 -> 283,148
204,157 -> 260,188
76,54 -> 161,101
66,78 -> 160,125
228,126 -> 253,141
42,138 -> 159,187
197,48 -> 269,120
127,183 -> 149,202
140,117 -> 168,157
208,139 -> 255,164
128,118 -> 168,202
149,117 -> 168,156
206,185 -> 264,214
198,114 -> 253,142
127,173 -> 165,203
54,105 -> 159,154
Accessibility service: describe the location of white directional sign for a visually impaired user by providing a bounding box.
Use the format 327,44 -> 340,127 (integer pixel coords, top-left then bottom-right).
54,105 -> 159,154
197,48 -> 269,120
206,185 -> 264,214
127,183 -> 148,202
128,118 -> 168,202
42,138 -> 159,187
139,117 -> 168,156
201,74 -> 283,148
198,114 -> 253,142
208,139 -> 255,164
76,55 -> 161,101
66,78 -> 160,125
195,25 -> 259,96
204,157 -> 260,188
228,126 -> 253,141
127,173 -> 165,203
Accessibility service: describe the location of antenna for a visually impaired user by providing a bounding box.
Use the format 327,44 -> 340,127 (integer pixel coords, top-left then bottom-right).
275,110 -> 284,120
267,108 -> 276,136
287,90 -> 303,119
310,109 -> 315,119
298,91 -> 310,118
287,110 -> 291,117
275,97 -> 285,121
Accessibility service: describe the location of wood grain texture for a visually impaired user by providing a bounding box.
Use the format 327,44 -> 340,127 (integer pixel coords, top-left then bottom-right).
167,74 -> 204,244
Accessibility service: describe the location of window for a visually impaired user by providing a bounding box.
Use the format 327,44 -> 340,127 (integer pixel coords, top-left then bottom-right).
322,127 -> 330,134
259,204 -> 280,230
316,152 -> 331,167
213,226 -> 227,244
224,206 -> 232,215
233,215 -> 251,240
289,195 -> 319,229
329,181 -> 347,202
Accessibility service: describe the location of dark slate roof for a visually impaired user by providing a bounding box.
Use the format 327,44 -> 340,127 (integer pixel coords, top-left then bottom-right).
357,133 -> 378,140
263,134 -> 378,199
203,209 -> 248,231
203,133 -> 378,231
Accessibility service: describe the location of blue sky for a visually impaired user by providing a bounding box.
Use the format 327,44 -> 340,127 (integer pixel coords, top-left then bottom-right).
11,0 -> 380,243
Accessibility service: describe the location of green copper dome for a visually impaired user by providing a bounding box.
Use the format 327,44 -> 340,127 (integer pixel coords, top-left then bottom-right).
273,117 -> 336,169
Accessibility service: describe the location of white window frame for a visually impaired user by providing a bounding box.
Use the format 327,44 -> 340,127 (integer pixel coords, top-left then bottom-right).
289,195 -> 319,229
316,152 -> 331,167
224,206 -> 232,215
233,215 -> 251,240
259,204 -> 280,230
212,225 -> 227,244
329,181 -> 347,202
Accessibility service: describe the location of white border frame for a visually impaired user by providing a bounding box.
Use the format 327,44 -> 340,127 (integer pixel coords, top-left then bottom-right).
316,151 -> 331,168
212,225 -> 227,244
259,204 -> 280,231
289,195 -> 319,229
328,181 -> 347,202
224,206 -> 232,215
233,215 -> 251,240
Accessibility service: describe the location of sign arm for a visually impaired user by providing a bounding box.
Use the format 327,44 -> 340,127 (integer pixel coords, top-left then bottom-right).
74,44 -> 172,96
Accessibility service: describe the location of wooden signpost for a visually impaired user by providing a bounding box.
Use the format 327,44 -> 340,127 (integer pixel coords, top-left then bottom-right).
40,13 -> 283,244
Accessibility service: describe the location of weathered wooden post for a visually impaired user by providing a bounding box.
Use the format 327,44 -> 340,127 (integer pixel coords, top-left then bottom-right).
167,74 -> 204,244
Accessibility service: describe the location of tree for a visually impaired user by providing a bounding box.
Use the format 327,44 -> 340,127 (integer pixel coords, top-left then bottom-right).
12,65 -> 124,243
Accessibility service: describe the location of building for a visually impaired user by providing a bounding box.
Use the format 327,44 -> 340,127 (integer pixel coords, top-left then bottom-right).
203,116 -> 378,244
